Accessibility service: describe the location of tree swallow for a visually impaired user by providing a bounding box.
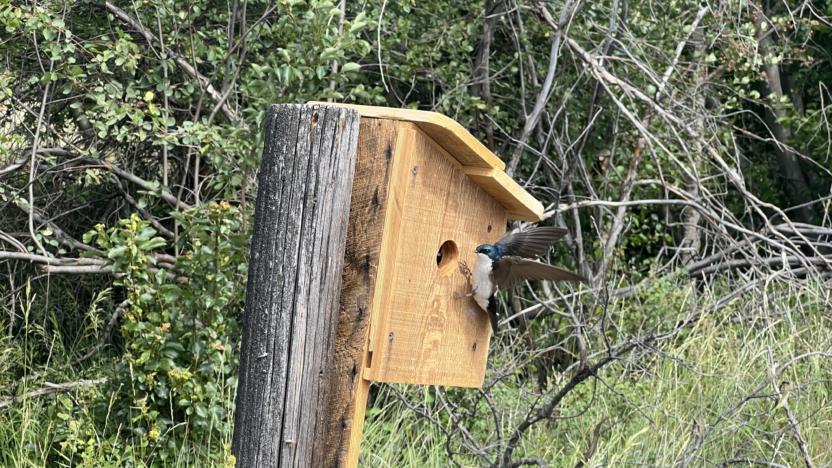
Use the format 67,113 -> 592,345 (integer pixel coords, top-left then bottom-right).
470,226 -> 586,333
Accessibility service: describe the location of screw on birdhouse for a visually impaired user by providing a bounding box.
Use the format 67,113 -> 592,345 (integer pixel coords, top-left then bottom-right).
411,165 -> 418,176
487,224 -> 492,233
472,342 -> 478,352
388,331 -> 394,342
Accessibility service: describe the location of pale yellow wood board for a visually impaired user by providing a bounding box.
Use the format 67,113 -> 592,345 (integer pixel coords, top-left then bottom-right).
464,167 -> 544,221
365,122 -> 506,387
309,102 -> 505,170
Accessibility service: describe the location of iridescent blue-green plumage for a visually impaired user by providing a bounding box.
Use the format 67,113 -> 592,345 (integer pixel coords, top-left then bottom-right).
472,226 -> 586,333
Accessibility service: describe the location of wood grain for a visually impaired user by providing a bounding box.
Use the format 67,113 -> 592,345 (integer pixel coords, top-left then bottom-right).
232,104 -> 359,467
308,102 -> 543,222
307,101 -> 504,169
322,118 -> 398,468
365,122 -> 507,388
463,167 -> 544,221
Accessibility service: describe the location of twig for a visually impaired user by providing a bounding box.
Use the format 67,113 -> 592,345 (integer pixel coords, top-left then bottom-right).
113,178 -> 175,239
104,2 -> 246,128
780,402 -> 814,468
719,459 -> 788,468
376,0 -> 390,93
28,80 -> 52,257
69,299 -> 129,366
507,0 -> 581,175
0,378 -> 107,409
0,251 -> 106,266
500,340 -> 638,466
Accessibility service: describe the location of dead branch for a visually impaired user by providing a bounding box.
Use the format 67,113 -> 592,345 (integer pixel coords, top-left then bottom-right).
0,378 -> 107,410
104,2 -> 246,128
507,0 -> 582,175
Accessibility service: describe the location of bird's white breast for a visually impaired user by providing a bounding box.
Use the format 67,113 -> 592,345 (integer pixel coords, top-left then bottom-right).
472,253 -> 494,311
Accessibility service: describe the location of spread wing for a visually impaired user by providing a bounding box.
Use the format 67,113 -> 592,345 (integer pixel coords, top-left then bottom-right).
491,256 -> 586,290
496,226 -> 568,258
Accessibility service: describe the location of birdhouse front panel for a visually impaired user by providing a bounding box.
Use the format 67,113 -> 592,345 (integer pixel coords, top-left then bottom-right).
363,122 -> 506,387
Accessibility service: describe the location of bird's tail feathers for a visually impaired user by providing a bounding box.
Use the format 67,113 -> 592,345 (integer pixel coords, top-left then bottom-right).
487,296 -> 499,334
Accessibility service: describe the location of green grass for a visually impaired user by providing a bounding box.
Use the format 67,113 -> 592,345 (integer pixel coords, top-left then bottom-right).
2,280 -> 830,466
360,279 -> 832,466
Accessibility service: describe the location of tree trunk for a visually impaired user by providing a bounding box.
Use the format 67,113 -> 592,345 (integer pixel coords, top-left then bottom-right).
232,104 -> 360,467
756,12 -> 816,223
681,22 -> 706,263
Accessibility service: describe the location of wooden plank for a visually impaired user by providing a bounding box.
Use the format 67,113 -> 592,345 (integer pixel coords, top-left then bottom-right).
365,122 -> 506,387
464,167 -> 544,222
308,101 -> 505,170
232,104 -> 360,467
364,123 -> 418,378
322,118 -> 398,468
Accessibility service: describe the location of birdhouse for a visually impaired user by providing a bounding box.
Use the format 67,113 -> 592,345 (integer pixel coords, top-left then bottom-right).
311,102 -> 544,389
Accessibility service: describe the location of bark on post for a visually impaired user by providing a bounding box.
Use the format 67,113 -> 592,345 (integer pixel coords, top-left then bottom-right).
232,104 -> 360,467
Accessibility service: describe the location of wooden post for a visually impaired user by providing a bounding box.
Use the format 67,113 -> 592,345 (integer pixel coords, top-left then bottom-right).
232,104 -> 360,467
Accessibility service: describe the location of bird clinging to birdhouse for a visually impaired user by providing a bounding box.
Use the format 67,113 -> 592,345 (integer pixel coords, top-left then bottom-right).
468,226 -> 587,333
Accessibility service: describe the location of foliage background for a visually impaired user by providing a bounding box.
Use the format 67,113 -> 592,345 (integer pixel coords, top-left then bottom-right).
1,0 -> 831,466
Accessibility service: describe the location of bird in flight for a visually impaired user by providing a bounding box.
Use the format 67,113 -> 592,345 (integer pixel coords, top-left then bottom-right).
465,226 -> 586,333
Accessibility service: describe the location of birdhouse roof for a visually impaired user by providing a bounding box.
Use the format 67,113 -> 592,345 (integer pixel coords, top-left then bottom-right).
308,102 -> 544,221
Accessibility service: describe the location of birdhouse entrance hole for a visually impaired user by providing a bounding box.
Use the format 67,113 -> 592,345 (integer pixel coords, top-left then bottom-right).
436,240 -> 459,274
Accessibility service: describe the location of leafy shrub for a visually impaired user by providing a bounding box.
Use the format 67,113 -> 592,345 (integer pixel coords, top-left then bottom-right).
73,202 -> 247,463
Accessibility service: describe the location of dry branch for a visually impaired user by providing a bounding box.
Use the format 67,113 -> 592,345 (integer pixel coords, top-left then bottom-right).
0,379 -> 107,410
104,2 -> 246,128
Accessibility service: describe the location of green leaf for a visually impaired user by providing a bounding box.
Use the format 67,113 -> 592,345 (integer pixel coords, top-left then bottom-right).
107,245 -> 127,258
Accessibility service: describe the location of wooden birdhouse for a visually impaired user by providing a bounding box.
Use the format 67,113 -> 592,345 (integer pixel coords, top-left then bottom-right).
313,102 -> 544,389
233,103 -> 544,468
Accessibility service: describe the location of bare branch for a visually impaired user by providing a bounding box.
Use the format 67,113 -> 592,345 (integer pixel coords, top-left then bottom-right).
104,2 -> 246,128
0,379 -> 107,410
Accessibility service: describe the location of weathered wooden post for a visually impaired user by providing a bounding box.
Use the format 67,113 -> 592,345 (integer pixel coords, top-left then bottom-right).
234,102 -> 544,467
232,104 -> 360,466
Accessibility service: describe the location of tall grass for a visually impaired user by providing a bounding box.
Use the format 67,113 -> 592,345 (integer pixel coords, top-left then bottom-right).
2,279 -> 829,466
361,279 -> 832,466
0,283 -> 236,467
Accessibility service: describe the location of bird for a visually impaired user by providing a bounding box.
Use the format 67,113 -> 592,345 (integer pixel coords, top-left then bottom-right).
469,226 -> 586,333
